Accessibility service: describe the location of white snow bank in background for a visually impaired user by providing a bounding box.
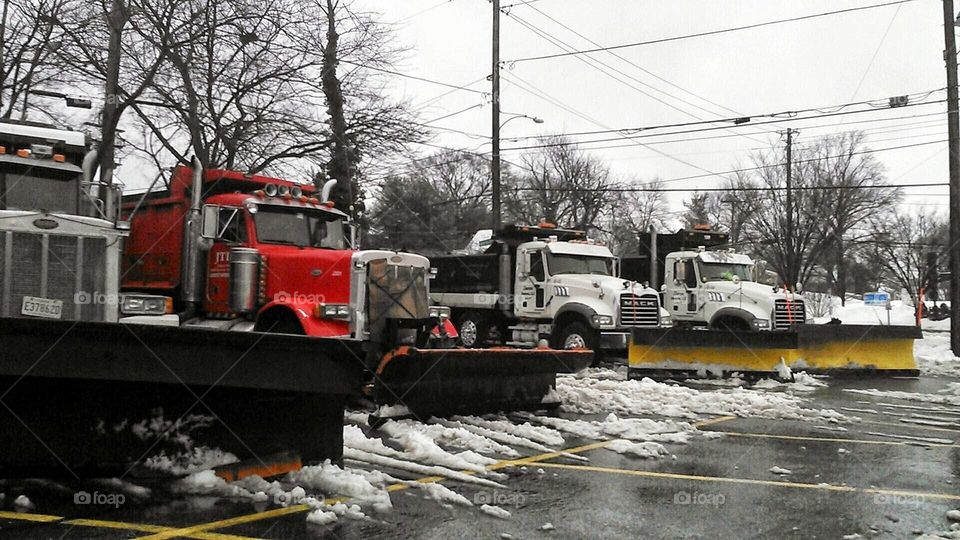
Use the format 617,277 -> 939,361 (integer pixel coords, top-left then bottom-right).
480,504 -> 511,519
557,374 -> 852,423
832,299 -> 920,326
915,333 -> 960,378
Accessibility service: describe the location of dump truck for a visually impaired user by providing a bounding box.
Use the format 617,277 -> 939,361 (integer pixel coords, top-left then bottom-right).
621,226 -> 809,332
430,224 -> 662,358
0,121 -> 368,477
121,167 -> 590,419
621,226 -> 919,379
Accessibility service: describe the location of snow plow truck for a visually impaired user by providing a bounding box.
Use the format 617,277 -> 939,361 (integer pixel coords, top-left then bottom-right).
620,226 -> 920,380
121,164 -> 591,420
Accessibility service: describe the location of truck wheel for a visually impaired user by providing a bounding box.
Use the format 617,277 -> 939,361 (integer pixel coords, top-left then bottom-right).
457,312 -> 489,348
555,322 -> 596,350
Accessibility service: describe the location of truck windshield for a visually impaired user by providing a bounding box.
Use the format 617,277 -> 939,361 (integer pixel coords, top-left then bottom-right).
254,206 -> 347,249
0,165 -> 80,214
697,262 -> 752,282
546,253 -> 612,276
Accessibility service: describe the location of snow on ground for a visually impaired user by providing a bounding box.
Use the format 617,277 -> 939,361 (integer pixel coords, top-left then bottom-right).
831,300 -> 917,326
142,446 -> 239,476
516,413 -> 695,445
556,373 -> 852,424
605,440 -> 670,459
480,504 -> 511,519
915,332 -> 960,378
288,461 -> 392,512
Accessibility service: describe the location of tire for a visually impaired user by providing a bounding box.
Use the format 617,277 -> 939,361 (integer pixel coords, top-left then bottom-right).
456,311 -> 489,348
554,321 -> 602,367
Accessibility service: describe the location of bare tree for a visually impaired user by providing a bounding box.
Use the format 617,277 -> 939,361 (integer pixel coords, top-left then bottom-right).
870,208 -> 946,305
0,0 -> 70,120
606,178 -> 670,256
505,136 -> 617,233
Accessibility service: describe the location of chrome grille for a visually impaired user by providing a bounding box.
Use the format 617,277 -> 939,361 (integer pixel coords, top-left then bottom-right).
773,299 -> 805,330
2,232 -> 107,321
619,293 -> 659,327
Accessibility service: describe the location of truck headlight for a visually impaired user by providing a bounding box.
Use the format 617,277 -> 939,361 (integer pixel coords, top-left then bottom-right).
121,294 -> 172,315
429,305 -> 451,320
314,303 -> 351,320
752,318 -> 770,331
591,314 -> 614,327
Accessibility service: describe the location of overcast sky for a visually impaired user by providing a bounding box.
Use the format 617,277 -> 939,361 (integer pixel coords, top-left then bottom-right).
357,0 -> 949,222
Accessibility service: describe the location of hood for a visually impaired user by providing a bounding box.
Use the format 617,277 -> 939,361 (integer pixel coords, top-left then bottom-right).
704,280 -> 804,304
552,274 -> 657,299
257,245 -> 355,305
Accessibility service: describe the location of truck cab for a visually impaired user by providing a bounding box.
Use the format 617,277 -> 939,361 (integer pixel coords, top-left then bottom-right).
663,249 -> 808,331
122,166 -> 451,348
0,120 -> 164,323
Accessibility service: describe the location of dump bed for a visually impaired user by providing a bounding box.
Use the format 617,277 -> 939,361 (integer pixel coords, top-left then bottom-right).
431,253 -> 501,294
621,228 -> 729,287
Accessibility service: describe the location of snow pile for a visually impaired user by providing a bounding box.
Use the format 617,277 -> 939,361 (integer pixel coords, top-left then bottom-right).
343,425 -> 504,488
420,482 -> 473,507
480,504 -> 511,519
915,333 -> 960,378
517,413 -> 695,447
142,446 -> 239,476
753,372 -> 827,393
832,299 -> 916,326
385,419 -> 521,458
287,460 -> 392,512
13,495 -> 33,509
606,439 -> 670,459
305,501 -> 366,526
378,421 -> 497,472
556,375 -> 852,423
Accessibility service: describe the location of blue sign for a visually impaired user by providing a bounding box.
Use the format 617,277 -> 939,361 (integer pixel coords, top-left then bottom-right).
864,291 -> 890,306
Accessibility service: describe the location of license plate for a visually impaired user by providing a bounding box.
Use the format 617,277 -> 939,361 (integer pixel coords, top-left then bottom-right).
21,296 -> 63,319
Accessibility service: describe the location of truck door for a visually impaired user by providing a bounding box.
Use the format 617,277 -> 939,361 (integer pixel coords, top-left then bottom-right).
203,206 -> 248,315
516,249 -> 546,316
667,258 -> 699,319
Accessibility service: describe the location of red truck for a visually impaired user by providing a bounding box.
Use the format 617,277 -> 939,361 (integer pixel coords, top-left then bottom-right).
121,161 -> 591,417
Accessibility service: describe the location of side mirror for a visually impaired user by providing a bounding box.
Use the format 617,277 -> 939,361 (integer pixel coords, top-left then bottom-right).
201,204 -> 219,239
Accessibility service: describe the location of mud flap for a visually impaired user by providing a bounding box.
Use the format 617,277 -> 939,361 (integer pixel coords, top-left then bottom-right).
372,346 -> 593,418
628,324 -> 921,380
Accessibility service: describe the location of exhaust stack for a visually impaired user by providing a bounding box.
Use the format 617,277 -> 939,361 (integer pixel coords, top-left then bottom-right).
321,179 -> 337,202
181,157 -> 204,305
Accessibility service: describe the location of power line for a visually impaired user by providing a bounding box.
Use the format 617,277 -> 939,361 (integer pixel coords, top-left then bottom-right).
505,0 -> 920,64
507,181 -> 947,194
500,99 -> 948,152
498,89 -> 945,142
340,60 -> 487,95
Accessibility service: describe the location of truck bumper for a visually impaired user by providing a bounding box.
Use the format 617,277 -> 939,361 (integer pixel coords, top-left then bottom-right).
599,331 -> 630,351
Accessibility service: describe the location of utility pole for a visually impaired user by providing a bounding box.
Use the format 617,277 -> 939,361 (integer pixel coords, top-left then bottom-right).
943,0 -> 960,355
491,0 -> 501,232
781,128 -> 799,287
100,0 -> 127,219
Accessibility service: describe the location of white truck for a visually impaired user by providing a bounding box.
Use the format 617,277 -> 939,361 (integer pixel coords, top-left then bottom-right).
622,227 -> 808,332
429,224 -> 663,353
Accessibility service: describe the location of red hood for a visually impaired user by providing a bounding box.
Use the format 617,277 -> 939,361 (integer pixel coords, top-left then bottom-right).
257,245 -> 354,305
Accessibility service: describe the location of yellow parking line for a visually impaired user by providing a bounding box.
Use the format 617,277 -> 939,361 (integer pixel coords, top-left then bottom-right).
526,462 -> 960,501
0,510 -> 63,522
137,415 -> 737,539
710,430 -> 956,447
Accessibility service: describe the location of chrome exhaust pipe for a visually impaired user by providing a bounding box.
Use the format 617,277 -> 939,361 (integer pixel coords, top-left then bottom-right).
320,179 -> 337,202
181,157 -> 204,305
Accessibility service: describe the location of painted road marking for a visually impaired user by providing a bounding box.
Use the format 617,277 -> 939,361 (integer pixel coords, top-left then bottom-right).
525,461 -> 960,501
0,510 -> 62,522
861,419 -> 960,434
139,415 -> 736,539
0,511 -> 262,539
707,430 -> 957,447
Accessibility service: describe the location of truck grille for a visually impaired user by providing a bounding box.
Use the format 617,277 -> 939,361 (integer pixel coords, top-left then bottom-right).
773,299 -> 805,330
1,231 -> 107,321
619,293 -> 659,327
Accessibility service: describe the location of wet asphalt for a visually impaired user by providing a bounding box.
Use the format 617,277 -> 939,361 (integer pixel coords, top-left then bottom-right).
2,374 -> 960,539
